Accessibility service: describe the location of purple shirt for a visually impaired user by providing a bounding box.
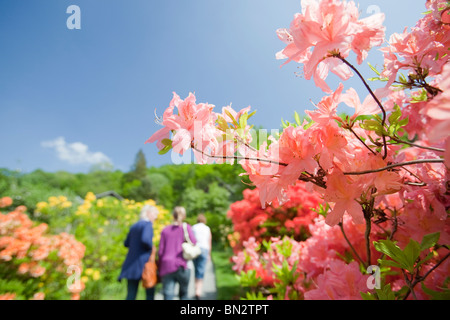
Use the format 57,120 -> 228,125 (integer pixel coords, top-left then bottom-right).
158,223 -> 197,277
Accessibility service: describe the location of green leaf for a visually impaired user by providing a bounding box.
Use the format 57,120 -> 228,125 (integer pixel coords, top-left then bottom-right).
421,283 -> 450,300
161,139 -> 172,147
374,240 -> 409,269
294,111 -> 301,126
388,104 -> 402,126
361,292 -> 377,300
224,109 -> 239,127
397,118 -> 409,127
410,89 -> 428,103
237,269 -> 261,288
216,115 -> 229,131
403,240 -> 421,272
368,62 -> 381,76
376,284 -> 396,300
420,232 -> 440,251
361,119 -> 384,136
378,258 -> 402,270
416,251 -> 435,269
158,144 -> 172,155
247,110 -> 257,120
239,113 -> 248,129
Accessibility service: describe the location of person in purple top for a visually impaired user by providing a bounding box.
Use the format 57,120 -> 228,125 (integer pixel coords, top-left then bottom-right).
118,205 -> 158,300
158,206 -> 197,300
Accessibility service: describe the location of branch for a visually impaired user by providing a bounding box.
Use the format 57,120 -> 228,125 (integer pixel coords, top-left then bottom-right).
363,195 -> 375,267
402,270 -> 417,300
343,159 -> 444,176
190,145 -> 288,167
339,222 -> 367,268
347,127 -> 377,155
334,54 -> 388,159
389,136 -> 445,153
403,251 -> 450,300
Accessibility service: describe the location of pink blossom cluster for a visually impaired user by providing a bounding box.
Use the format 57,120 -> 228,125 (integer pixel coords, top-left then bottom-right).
231,216 -> 374,299
276,0 -> 385,93
147,0 -> 450,300
227,181 -> 322,252
231,193 -> 449,299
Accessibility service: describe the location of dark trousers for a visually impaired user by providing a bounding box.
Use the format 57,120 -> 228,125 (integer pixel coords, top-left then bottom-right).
161,267 -> 191,300
126,279 -> 155,300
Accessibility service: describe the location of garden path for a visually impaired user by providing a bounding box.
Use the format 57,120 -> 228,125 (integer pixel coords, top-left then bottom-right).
154,258 -> 217,300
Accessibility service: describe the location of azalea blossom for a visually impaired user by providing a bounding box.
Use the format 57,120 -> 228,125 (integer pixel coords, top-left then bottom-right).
276,0 -> 385,93
304,260 -> 370,300
145,92 -> 218,159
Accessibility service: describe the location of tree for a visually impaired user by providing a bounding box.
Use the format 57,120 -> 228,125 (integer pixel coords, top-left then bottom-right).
121,149 -> 152,201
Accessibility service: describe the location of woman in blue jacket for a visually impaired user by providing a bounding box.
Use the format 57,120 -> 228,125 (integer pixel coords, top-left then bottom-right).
118,205 -> 158,300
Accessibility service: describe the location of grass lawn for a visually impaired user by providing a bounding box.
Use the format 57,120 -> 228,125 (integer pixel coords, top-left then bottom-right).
211,244 -> 242,300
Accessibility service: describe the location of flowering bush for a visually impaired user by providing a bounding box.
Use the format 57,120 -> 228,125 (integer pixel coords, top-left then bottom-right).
146,0 -> 450,300
0,198 -> 85,300
227,182 -> 322,252
34,192 -> 172,299
0,192 -> 172,300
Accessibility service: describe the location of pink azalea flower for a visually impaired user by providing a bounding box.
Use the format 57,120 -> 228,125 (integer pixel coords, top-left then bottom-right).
380,5 -> 449,90
304,260 -> 370,300
276,0 -> 385,93
323,168 -> 364,226
305,83 -> 345,124
444,137 -> 450,170
340,87 -> 380,120
424,63 -> 450,142
145,92 -> 218,158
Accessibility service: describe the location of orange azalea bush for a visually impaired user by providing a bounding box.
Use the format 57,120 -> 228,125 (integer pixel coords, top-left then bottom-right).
0,200 -> 85,300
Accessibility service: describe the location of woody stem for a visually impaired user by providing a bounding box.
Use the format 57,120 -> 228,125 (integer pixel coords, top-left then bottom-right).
335,54 -> 388,160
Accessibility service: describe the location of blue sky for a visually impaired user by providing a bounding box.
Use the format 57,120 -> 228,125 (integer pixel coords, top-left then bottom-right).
0,0 -> 425,173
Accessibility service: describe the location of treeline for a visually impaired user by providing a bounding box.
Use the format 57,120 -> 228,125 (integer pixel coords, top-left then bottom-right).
0,150 -> 251,218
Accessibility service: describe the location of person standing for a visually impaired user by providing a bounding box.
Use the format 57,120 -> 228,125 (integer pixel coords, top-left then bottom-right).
192,213 -> 212,300
158,206 -> 196,300
118,205 -> 159,300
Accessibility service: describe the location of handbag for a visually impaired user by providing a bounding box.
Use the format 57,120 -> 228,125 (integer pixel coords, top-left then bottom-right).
182,222 -> 202,260
142,248 -> 158,288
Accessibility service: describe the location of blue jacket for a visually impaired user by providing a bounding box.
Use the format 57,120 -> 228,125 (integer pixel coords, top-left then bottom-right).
118,220 -> 153,281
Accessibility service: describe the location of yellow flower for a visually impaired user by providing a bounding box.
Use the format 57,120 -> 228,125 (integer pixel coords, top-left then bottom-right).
58,195 -> 67,202
36,202 -> 48,210
85,268 -> 94,275
100,255 -> 108,262
38,282 -> 44,288
97,228 -> 104,234
124,214 -> 130,220
97,199 -> 104,208
48,196 -> 59,207
81,276 -> 89,283
61,201 -> 72,208
103,220 -> 110,226
92,270 -> 101,281
85,192 -> 96,202
81,202 -> 92,210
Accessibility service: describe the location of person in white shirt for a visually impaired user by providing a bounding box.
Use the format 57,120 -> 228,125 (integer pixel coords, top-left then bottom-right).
192,213 -> 212,300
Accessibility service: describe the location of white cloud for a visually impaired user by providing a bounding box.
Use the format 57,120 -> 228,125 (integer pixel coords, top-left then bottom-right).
41,137 -> 113,167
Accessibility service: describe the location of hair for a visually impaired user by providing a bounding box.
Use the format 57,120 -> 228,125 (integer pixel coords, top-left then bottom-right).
172,206 -> 186,224
197,213 -> 207,224
140,205 -> 158,221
